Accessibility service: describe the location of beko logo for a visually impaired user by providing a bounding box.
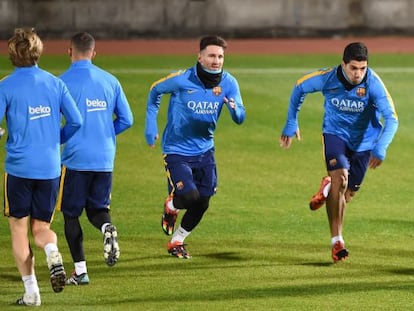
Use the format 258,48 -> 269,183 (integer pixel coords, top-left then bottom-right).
29,105 -> 51,120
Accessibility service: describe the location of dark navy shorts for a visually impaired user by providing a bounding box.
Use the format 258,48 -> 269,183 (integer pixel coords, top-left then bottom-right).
4,173 -> 60,222
58,166 -> 112,218
323,133 -> 371,191
164,149 -> 217,197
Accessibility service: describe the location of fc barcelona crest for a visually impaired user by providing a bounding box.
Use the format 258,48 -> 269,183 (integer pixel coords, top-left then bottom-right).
356,87 -> 366,97
212,86 -> 222,96
176,181 -> 184,190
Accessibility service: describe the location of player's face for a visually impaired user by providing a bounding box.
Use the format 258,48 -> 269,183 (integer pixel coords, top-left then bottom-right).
198,45 -> 224,71
342,60 -> 368,85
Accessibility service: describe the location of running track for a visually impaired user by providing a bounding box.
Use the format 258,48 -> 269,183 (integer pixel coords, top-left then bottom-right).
1,37 -> 414,55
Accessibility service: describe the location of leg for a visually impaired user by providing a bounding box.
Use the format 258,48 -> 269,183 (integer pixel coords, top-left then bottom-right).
8,216 -> 34,278
86,171 -> 118,267
30,177 -> 66,292
63,215 -> 90,285
9,217 -> 41,306
31,218 -> 58,249
86,207 -> 112,231
31,218 -> 66,292
180,196 -> 210,232
5,176 -> 41,305
164,151 -> 216,258
178,151 -> 216,232
327,148 -> 370,237
167,195 -> 211,259
85,207 -> 119,267
326,168 -> 348,239
326,169 -> 350,262
320,134 -> 352,262
161,155 -> 198,236
63,214 -> 85,263
164,190 -> 200,258
161,189 -> 199,236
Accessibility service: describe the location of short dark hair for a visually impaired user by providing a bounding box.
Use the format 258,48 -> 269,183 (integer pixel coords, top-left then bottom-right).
199,35 -> 227,51
71,32 -> 95,53
343,42 -> 368,63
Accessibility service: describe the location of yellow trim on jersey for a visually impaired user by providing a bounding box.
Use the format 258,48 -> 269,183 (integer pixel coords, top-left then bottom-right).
296,68 -> 334,86
163,154 -> 175,196
321,134 -> 327,163
55,165 -> 67,212
371,71 -> 399,120
4,173 -> 9,216
150,70 -> 186,90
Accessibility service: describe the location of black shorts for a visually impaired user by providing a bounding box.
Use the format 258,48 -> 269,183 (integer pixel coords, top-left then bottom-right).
323,133 -> 370,191
163,149 -> 217,197
58,166 -> 112,217
4,173 -> 59,222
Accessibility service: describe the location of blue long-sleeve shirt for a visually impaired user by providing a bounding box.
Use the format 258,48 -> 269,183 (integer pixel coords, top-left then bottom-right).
0,65 -> 82,179
282,66 -> 398,160
145,64 -> 245,156
60,60 -> 133,171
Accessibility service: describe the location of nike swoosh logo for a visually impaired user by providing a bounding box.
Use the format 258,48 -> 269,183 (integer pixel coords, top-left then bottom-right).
187,89 -> 197,94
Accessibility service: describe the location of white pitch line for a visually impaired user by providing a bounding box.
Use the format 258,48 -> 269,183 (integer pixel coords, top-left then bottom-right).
78,67 -> 414,75
1,67 -> 414,75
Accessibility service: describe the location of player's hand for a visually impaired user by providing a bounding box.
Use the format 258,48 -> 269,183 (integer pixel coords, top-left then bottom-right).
224,97 -> 235,109
146,133 -> 159,148
368,156 -> 382,169
279,129 -> 301,149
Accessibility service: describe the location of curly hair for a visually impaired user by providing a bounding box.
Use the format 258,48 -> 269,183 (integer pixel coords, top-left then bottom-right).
8,28 -> 43,67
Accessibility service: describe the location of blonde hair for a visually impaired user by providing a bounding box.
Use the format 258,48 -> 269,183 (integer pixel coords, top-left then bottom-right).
8,28 -> 43,67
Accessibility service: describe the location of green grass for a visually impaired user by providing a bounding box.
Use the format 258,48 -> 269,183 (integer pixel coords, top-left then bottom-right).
0,53 -> 413,310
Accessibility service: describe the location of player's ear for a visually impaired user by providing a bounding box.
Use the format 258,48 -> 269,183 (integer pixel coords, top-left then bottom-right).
68,47 -> 72,57
92,50 -> 96,59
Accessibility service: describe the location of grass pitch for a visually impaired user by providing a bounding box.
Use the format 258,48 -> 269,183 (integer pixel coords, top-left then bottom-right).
0,53 -> 413,310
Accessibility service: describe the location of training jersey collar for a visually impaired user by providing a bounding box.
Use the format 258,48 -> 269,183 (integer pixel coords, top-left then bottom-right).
336,65 -> 368,91
15,64 -> 39,71
195,62 -> 223,89
71,59 -> 93,67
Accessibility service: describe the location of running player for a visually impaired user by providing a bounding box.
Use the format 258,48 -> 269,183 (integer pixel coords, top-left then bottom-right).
0,28 -> 82,306
145,35 -> 245,259
279,42 -> 398,262
59,32 -> 133,284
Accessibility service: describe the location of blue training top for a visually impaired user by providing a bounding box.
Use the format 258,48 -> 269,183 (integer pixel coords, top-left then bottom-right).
281,66 -> 398,160
0,65 -> 82,179
60,60 -> 134,171
145,64 -> 245,156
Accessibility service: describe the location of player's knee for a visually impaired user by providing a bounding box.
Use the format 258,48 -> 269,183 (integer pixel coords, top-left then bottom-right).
31,220 -> 55,248
63,214 -> 80,226
187,196 -> 211,218
86,208 -> 111,229
31,221 -> 51,238
174,189 -> 200,210
340,173 -> 348,190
